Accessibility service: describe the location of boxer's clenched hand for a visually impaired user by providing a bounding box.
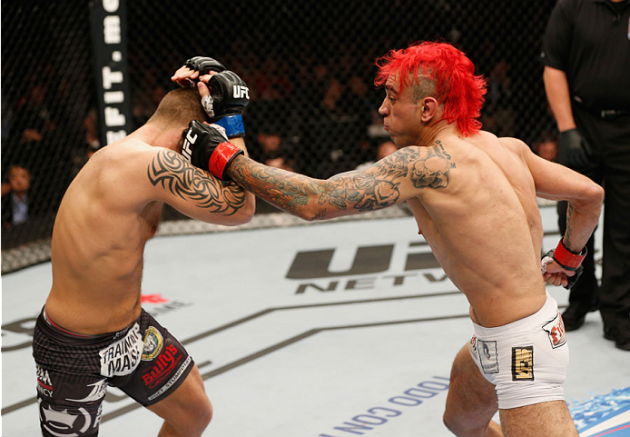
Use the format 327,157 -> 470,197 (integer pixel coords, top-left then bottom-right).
181,120 -> 243,180
197,70 -> 249,138
540,240 -> 586,289
171,56 -> 226,88
541,258 -> 575,288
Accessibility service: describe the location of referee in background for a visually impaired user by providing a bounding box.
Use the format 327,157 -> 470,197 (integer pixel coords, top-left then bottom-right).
542,0 -> 630,350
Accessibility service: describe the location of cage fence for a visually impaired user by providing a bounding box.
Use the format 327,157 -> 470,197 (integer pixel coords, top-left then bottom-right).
1,0 -> 558,273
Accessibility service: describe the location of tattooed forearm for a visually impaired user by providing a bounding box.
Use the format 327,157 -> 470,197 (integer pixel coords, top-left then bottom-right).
229,160 -> 323,218
227,140 -> 455,220
229,156 -> 402,219
148,149 -> 246,215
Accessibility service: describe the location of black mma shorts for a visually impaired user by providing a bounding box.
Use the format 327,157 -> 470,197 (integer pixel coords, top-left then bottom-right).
33,307 -> 194,437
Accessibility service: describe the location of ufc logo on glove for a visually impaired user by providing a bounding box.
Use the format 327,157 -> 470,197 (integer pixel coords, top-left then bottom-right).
182,130 -> 197,162
233,85 -> 249,99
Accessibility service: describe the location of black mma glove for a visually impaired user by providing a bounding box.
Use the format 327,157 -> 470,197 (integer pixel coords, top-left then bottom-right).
557,129 -> 592,170
185,56 -> 226,74
200,70 -> 250,138
181,120 -> 243,180
541,239 -> 587,289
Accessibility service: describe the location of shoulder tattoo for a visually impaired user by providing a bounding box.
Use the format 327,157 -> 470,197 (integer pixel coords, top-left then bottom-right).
399,141 -> 456,189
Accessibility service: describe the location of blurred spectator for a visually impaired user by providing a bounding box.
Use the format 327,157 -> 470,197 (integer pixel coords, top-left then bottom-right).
317,78 -> 345,118
6,84 -> 62,210
532,134 -> 558,162
341,75 -> 380,131
377,140 -> 398,161
257,127 -> 296,172
133,84 -> 167,127
253,58 -> 293,101
480,60 -> 515,138
9,84 -> 56,157
356,139 -> 398,170
2,164 -> 32,226
2,86 -> 14,143
71,108 -> 102,178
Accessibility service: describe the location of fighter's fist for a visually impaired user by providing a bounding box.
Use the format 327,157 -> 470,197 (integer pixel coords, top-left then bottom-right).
204,71 -> 249,117
181,120 -> 243,180
199,70 -> 250,138
171,56 -> 226,88
185,56 -> 226,75
540,239 -> 587,289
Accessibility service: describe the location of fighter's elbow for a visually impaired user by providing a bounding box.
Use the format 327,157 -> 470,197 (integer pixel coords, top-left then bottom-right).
587,183 -> 604,206
572,183 -> 604,215
235,201 -> 256,225
294,205 -> 325,222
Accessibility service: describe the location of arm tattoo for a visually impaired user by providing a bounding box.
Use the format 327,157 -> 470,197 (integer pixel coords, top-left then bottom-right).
228,141 -> 455,219
147,149 -> 246,215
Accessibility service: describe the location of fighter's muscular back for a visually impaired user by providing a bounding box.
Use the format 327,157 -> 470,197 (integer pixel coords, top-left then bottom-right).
406,131 -> 547,327
46,135 -> 253,335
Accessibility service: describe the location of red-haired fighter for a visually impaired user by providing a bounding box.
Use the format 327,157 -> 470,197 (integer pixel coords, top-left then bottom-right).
175,42 -> 603,436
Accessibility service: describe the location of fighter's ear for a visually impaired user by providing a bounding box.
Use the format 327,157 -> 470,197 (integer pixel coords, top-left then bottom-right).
420,96 -> 439,122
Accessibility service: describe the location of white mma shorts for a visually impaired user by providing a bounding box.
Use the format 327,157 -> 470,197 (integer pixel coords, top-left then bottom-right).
469,293 -> 569,409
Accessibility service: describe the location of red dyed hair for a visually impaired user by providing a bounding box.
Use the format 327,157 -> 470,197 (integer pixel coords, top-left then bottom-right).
375,41 -> 487,136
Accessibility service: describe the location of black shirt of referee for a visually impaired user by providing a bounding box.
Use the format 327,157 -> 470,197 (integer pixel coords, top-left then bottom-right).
542,0 -> 630,350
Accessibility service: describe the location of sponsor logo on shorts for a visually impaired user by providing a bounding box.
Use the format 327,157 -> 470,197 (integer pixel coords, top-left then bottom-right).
147,355 -> 192,402
66,379 -> 108,403
478,340 -> 499,374
36,366 -> 54,397
99,323 -> 142,377
512,346 -> 534,381
141,343 -> 184,389
141,326 -> 164,361
39,398 -> 101,436
469,335 -> 478,357
542,312 -> 567,349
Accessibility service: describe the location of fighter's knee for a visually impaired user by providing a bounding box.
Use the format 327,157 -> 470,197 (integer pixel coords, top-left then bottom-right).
172,397 -> 212,435
443,410 -> 483,437
443,410 -> 461,435
202,401 -> 213,427
191,398 -> 213,430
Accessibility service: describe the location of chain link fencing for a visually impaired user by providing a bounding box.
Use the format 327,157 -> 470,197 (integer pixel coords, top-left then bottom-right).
2,0 -> 558,273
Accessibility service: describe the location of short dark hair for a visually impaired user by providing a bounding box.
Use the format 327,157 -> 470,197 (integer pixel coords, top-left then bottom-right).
147,87 -> 210,127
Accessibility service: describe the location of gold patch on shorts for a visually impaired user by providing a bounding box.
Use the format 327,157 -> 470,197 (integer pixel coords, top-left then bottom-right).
511,346 -> 534,381
141,326 -> 164,361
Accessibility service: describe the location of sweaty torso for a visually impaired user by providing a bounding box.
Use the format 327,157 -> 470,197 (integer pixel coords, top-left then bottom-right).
406,131 -> 546,327
46,140 -> 162,334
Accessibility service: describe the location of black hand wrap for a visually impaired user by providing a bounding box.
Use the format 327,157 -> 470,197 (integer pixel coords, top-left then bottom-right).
181,120 -> 243,180
184,56 -> 226,74
557,129 -> 592,170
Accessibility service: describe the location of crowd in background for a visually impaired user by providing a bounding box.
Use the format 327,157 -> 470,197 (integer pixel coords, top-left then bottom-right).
1,49 -> 560,238
1,0 -> 559,249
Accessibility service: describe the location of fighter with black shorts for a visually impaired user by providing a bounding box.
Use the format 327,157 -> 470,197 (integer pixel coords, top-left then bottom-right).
34,55 -> 255,436
34,308 -> 193,436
